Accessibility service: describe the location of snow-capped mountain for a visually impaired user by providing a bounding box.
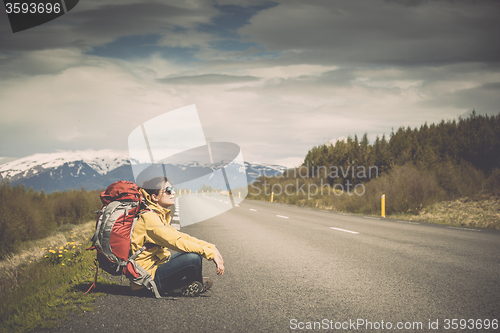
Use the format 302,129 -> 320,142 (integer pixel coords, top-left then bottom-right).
245,163 -> 286,181
0,150 -> 285,193
0,150 -> 130,181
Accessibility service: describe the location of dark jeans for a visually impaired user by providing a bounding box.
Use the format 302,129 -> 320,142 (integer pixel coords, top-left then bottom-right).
153,252 -> 203,293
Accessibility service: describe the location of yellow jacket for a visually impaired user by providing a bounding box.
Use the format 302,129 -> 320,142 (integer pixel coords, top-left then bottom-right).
129,189 -> 216,290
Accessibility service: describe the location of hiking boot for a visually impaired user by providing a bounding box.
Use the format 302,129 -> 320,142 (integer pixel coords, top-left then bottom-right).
181,281 -> 203,297
202,277 -> 213,293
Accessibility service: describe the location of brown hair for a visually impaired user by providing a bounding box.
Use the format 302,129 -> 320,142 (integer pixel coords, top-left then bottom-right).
141,176 -> 168,196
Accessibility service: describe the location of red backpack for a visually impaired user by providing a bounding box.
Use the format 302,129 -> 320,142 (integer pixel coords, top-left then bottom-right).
85,180 -> 162,298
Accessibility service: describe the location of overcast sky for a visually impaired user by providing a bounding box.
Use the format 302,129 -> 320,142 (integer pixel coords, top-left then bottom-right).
1,0 -> 499,167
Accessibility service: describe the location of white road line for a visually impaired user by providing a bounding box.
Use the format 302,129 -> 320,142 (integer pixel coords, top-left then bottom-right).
363,216 -> 380,220
276,215 -> 289,219
330,227 -> 359,234
447,226 -> 482,232
397,220 -> 420,225
250,209 -> 257,211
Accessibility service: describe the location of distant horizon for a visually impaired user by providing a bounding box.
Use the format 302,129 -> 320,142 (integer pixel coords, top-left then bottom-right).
0,148 -> 289,175
1,108 -> 497,169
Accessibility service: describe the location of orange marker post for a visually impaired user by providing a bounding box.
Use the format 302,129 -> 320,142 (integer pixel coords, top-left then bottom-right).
381,194 -> 386,218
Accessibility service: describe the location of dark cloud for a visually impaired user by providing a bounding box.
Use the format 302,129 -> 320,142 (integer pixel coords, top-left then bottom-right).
419,81 -> 500,115
239,0 -> 500,66
0,2 -> 217,52
383,0 -> 432,7
383,0 -> 498,7
157,73 -> 259,85
317,69 -> 357,87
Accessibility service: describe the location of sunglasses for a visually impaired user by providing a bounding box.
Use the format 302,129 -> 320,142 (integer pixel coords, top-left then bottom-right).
162,186 -> 175,195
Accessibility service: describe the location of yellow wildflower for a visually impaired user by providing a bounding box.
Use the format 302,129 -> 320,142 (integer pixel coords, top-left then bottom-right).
59,254 -> 63,257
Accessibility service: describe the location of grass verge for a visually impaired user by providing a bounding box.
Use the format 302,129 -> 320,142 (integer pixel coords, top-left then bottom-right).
388,194 -> 500,229
0,222 -> 119,333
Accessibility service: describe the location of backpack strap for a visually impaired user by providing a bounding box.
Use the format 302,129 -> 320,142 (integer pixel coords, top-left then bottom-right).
144,276 -> 162,299
90,207 -> 105,245
83,258 -> 99,295
129,244 -> 147,261
130,211 -> 147,241
125,260 -> 175,300
129,201 -> 151,240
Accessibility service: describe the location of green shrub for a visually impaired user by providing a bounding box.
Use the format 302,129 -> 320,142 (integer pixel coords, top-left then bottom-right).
0,183 -> 102,258
371,164 -> 443,214
432,160 -> 486,199
248,163 -> 445,215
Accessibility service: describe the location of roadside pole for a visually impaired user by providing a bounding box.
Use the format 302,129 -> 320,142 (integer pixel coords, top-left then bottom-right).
381,194 -> 386,218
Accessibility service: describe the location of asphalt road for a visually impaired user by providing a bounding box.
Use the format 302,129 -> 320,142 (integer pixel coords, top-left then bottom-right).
38,198 -> 500,332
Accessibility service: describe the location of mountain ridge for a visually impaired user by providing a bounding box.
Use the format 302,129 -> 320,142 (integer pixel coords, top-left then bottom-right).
0,150 -> 284,193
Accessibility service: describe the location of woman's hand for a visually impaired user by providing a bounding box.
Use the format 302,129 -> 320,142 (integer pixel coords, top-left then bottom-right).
213,247 -> 224,275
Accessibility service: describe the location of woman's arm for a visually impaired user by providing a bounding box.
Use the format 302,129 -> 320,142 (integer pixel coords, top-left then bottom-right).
143,212 -> 217,260
213,247 -> 224,275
